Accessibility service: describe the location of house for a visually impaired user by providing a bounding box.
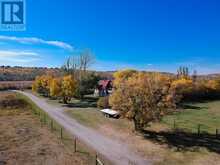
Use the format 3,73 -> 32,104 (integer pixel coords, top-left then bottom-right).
94,80 -> 113,97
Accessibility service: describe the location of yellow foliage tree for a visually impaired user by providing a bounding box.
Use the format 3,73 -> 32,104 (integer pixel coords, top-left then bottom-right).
32,76 -> 43,93
61,75 -> 77,103
32,77 -> 39,92
171,78 -> 193,101
32,75 -> 53,96
50,78 -> 62,98
113,69 -> 137,88
110,71 -> 176,131
206,78 -> 220,91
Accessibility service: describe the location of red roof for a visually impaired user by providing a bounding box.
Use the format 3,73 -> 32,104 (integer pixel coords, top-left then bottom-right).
99,80 -> 112,89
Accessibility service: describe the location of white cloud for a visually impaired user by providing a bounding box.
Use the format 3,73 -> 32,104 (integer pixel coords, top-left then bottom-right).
0,50 -> 39,58
0,35 -> 73,51
0,50 -> 41,63
5,58 -> 40,63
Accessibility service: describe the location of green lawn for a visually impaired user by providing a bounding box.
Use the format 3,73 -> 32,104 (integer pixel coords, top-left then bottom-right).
65,97 -> 220,135
66,107 -> 132,131
162,101 -> 220,134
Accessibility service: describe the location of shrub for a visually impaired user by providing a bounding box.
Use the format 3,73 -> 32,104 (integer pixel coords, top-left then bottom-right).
97,96 -> 109,109
0,93 -> 27,109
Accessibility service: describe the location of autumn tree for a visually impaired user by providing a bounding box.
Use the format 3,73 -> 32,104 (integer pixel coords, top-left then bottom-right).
32,76 -> 42,93
113,69 -> 137,87
61,75 -> 77,103
207,78 -> 220,91
177,66 -> 189,79
62,50 -> 96,98
50,78 -> 62,98
41,75 -> 53,96
110,71 -> 176,132
170,78 -> 193,102
32,75 -> 53,96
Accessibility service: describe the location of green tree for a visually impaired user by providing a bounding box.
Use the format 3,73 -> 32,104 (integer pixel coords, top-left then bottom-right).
76,72 -> 101,99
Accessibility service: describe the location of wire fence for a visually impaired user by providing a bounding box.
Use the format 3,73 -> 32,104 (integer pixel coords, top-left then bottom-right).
31,106 -> 109,165
172,119 -> 220,138
31,107 -> 220,165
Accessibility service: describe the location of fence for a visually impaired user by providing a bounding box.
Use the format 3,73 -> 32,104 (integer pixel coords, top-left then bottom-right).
172,119 -> 220,138
31,104 -> 107,165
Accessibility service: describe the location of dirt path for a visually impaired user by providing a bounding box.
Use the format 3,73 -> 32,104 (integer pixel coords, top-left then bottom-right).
16,91 -> 150,165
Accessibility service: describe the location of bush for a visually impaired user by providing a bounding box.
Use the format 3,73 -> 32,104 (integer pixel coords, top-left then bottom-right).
97,96 -> 109,109
0,93 -> 27,109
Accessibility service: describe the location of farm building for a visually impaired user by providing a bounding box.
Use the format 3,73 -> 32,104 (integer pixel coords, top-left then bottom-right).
94,80 -> 113,96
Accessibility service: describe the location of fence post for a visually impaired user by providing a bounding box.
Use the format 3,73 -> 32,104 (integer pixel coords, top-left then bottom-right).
44,113 -> 46,124
51,120 -> 53,131
173,119 -> 176,129
60,127 -> 63,139
40,117 -> 43,127
74,138 -> 77,152
198,124 -> 201,136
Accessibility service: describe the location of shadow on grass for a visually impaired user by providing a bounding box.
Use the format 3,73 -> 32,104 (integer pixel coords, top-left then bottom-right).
64,102 -> 96,108
142,130 -> 220,153
180,104 -> 208,110
62,97 -> 98,108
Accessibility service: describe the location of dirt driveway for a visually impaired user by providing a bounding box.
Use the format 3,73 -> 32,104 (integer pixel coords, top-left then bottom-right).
16,91 -> 150,165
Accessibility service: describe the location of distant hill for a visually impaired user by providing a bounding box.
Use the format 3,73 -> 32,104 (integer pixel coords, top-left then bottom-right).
0,66 -> 61,81
0,65 -> 219,81
198,73 -> 220,80
0,66 -> 113,81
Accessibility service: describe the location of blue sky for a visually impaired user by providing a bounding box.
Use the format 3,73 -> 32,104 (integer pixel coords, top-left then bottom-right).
0,0 -> 220,74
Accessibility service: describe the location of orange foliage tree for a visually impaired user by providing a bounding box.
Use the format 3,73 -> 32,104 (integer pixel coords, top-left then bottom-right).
110,71 -> 177,131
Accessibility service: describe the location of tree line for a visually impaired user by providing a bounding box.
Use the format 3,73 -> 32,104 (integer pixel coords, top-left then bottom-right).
33,63 -> 220,132
108,67 -> 220,131
0,66 -> 61,81
32,50 -> 101,103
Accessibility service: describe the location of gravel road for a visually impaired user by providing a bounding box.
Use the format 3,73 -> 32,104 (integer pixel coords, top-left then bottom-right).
16,91 -> 150,165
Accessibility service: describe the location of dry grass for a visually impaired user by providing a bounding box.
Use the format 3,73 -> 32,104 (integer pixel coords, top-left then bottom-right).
65,100 -> 220,165
0,92 -> 89,165
0,81 -> 32,90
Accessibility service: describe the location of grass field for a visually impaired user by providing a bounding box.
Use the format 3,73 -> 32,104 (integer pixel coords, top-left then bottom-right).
0,91 -> 97,165
63,97 -> 220,165
65,97 -> 220,134
27,91 -> 220,164
162,101 -> 220,134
